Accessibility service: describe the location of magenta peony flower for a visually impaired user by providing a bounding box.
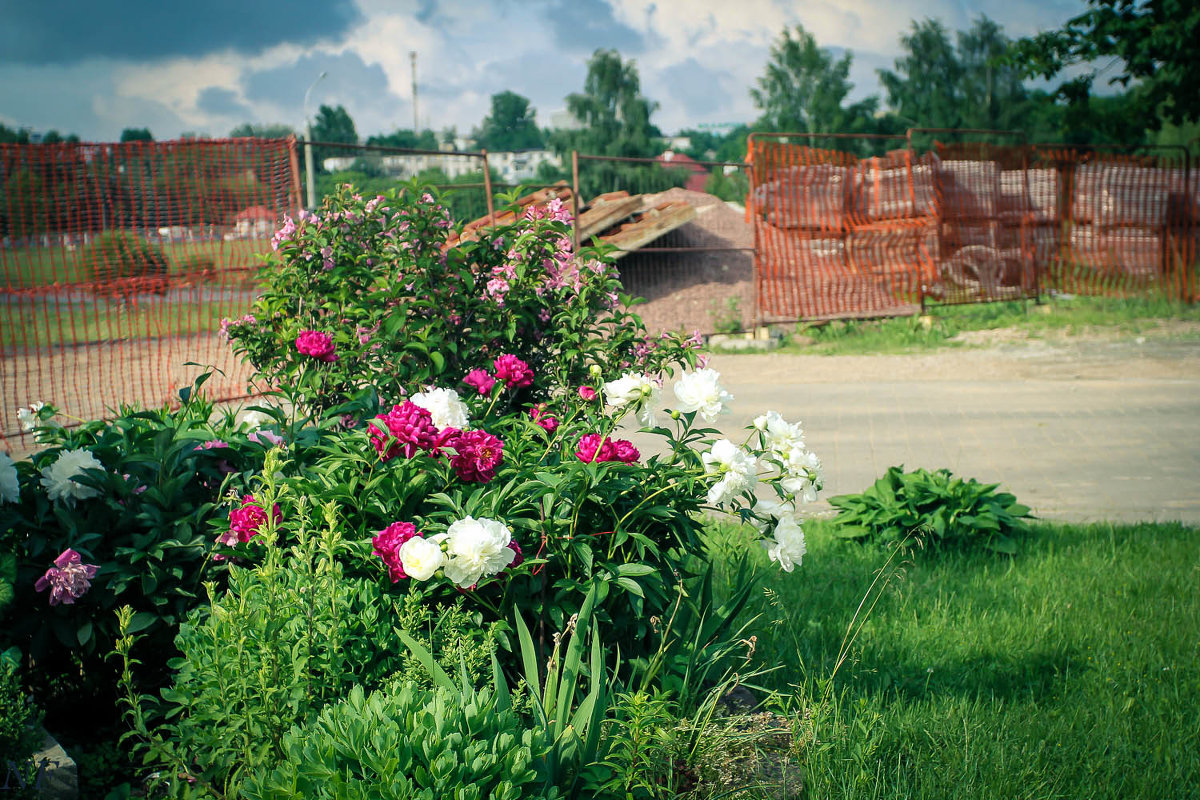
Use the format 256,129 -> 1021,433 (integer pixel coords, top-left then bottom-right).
529,404 -> 559,433
448,429 -> 504,483
578,386 -> 597,401
610,439 -> 641,464
575,433 -> 615,464
462,368 -> 497,396
372,521 -> 420,582
493,354 -> 533,389
368,402 -> 439,462
34,549 -> 99,606
508,539 -> 524,569
295,330 -> 338,362
219,494 -> 282,546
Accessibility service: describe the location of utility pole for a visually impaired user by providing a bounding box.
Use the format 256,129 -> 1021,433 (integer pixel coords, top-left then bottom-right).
303,71 -> 328,211
410,51 -> 419,134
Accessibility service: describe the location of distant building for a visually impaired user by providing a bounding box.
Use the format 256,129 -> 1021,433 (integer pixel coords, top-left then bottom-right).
322,149 -> 562,185
232,206 -> 276,238
657,151 -> 709,193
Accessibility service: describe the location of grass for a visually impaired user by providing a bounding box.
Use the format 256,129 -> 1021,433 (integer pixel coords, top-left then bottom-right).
778,295 -> 1200,355
0,297 -> 254,348
706,518 -> 1200,798
1,238 -> 272,289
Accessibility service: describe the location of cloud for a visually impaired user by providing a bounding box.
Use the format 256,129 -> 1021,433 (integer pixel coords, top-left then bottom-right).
656,58 -> 734,119
543,0 -> 647,55
197,87 -> 252,118
0,0 -> 363,65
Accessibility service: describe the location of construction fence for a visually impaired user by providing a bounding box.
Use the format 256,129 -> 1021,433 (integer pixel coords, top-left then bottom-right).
747,132 -> 1197,322
3,134 -> 1198,449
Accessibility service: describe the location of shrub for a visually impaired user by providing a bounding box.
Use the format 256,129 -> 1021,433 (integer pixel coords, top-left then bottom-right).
176,252 -> 216,281
79,231 -> 170,291
224,183 -> 700,413
828,465 -> 1033,553
0,651 -> 41,776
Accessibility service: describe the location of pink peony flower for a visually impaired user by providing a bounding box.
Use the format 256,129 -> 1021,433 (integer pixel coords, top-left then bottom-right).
462,368 -> 497,396
248,429 -> 285,447
578,386 -> 597,401
34,549 -> 99,606
493,354 -> 533,389
372,521 -> 420,582
448,429 -> 504,483
610,439 -> 641,464
220,494 -> 282,546
575,433 -> 614,464
295,330 -> 338,362
529,404 -> 559,433
369,401 -> 440,462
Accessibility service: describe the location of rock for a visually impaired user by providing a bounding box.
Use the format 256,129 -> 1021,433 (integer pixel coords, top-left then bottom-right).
32,729 -> 77,800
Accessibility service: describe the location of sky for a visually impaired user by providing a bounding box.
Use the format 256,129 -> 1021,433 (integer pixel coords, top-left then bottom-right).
0,0 -> 1089,143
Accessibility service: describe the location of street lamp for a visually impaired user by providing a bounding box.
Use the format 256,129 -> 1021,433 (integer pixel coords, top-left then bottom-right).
303,71 -> 328,211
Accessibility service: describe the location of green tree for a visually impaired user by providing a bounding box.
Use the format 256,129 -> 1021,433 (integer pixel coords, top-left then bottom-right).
559,49 -> 661,158
1011,0 -> 1200,127
119,127 -> 154,142
366,129 -> 439,150
0,124 -> 30,144
878,19 -> 964,130
310,104 -> 358,170
474,91 -> 544,151
230,123 -> 296,139
750,24 -> 879,137
955,17 -> 1030,131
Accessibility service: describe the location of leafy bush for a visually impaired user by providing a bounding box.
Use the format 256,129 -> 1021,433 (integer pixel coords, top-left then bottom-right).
176,252 -> 216,280
0,650 -> 41,774
241,682 -> 548,800
224,183 -> 697,413
79,230 -> 170,289
828,466 -> 1033,553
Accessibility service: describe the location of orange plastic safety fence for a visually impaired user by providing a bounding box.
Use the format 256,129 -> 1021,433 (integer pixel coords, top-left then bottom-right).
1,138 -> 301,450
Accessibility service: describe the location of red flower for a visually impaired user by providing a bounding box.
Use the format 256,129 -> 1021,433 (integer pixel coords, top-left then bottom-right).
369,401 -> 439,461
493,354 -> 533,389
462,368 -> 496,395
578,386 -> 597,401
610,439 -> 640,464
295,330 -> 338,362
220,494 -> 281,546
449,429 -> 504,483
575,433 -> 614,463
372,521 -> 420,582
529,404 -> 559,433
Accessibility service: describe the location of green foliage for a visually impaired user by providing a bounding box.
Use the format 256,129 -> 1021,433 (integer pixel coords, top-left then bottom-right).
119,128 -> 153,143
475,91 -> 544,151
1012,0 -> 1200,128
310,104 -> 359,171
556,49 -> 662,158
0,651 -> 41,771
242,682 -> 549,800
751,24 -> 879,136
703,167 -> 749,204
78,230 -> 170,288
175,252 -> 215,278
229,123 -> 296,139
227,182 -> 697,414
366,129 -> 440,150
829,466 -> 1032,553
119,487 -> 501,796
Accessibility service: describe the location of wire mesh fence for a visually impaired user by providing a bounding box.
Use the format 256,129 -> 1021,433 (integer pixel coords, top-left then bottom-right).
1,138 -> 299,448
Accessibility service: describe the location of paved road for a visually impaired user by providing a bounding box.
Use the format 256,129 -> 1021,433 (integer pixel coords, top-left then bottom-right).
685,341 -> 1200,525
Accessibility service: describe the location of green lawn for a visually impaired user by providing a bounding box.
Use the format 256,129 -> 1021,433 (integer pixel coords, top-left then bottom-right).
777,295 -> 1200,355
0,297 -> 255,348
707,519 -> 1200,799
1,238 -> 272,289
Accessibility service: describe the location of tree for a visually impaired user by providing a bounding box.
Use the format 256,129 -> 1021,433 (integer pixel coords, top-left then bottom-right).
474,91 -> 543,151
0,124 -> 31,144
120,128 -> 154,142
955,17 -> 1030,131
366,129 -> 439,150
1012,0 -> 1200,126
230,123 -> 296,139
878,19 -> 965,130
560,49 -> 661,158
310,105 -> 358,171
750,24 -> 878,137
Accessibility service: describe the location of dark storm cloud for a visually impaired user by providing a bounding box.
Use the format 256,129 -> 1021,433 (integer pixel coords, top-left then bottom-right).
243,51 -> 406,130
0,0 -> 363,65
542,0 -> 646,55
197,87 -> 251,118
657,58 -> 732,118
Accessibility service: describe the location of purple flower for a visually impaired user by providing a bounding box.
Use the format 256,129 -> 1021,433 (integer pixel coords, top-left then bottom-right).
35,549 -> 99,606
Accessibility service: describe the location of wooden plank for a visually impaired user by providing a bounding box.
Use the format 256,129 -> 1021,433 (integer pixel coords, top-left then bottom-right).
448,181 -> 573,245
578,193 -> 642,241
601,202 -> 697,259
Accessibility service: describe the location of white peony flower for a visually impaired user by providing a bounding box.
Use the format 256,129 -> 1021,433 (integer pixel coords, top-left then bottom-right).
673,369 -> 732,422
411,387 -> 471,430
40,449 -> 105,507
753,411 -> 805,459
237,408 -> 275,429
0,452 -> 19,504
781,449 -> 823,503
439,516 -> 516,588
17,402 -> 53,432
750,497 -> 798,533
398,536 -> 446,581
762,517 -> 807,572
603,372 -> 659,426
701,439 -> 758,506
